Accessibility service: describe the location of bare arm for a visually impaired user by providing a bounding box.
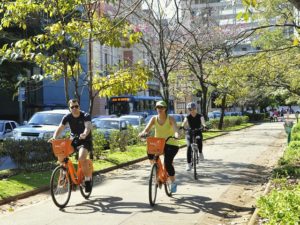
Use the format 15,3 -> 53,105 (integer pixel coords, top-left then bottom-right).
182,117 -> 189,129
52,124 -> 65,139
169,116 -> 179,138
201,116 -> 206,128
80,121 -> 92,139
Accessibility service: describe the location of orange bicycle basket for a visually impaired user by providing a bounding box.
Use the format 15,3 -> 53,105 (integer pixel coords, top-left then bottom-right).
51,139 -> 74,158
146,137 -> 166,155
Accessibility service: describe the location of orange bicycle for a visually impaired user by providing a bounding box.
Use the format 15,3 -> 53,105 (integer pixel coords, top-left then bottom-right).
50,138 -> 93,208
146,136 -> 175,206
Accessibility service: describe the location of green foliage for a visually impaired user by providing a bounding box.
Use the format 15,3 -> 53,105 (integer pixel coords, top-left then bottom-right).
92,129 -> 107,160
206,116 -> 249,130
257,183 -> 300,225
1,139 -> 55,171
109,130 -> 128,152
243,112 -> 265,121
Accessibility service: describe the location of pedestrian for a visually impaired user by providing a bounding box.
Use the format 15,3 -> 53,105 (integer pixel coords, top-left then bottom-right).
48,99 -> 93,192
182,102 -> 207,171
139,100 -> 180,193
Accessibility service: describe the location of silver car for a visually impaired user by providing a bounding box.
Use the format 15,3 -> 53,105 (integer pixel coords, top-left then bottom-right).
119,115 -> 145,128
13,109 -> 69,140
0,120 -> 19,141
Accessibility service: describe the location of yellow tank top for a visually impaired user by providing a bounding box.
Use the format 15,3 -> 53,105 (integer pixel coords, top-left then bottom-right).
154,115 -> 178,146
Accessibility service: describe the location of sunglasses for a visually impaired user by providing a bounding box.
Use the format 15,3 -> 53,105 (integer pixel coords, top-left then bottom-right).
156,106 -> 166,109
70,105 -> 79,109
188,108 -> 195,111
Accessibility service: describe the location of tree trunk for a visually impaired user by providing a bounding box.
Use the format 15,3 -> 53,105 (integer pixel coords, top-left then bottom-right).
88,34 -> 94,115
63,63 -> 70,104
218,94 -> 227,130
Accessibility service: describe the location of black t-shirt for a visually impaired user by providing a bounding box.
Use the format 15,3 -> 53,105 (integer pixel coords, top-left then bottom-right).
187,113 -> 203,136
62,111 -> 92,141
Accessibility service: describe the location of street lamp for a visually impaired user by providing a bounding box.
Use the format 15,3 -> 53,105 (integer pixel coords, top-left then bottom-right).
17,74 -> 25,124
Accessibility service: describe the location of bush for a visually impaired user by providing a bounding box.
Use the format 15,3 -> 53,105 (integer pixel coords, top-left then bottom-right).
243,113 -> 265,121
109,130 -> 128,152
1,139 -> 55,171
257,183 -> 300,225
207,116 -> 249,130
92,130 -> 107,159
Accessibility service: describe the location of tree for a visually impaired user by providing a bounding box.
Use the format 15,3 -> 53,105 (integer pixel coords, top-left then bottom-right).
126,0 -> 189,105
0,0 -> 148,114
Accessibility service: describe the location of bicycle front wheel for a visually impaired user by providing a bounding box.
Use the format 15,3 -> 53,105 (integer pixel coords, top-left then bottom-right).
80,175 -> 93,199
50,166 -> 72,209
193,147 -> 198,180
149,164 -> 158,206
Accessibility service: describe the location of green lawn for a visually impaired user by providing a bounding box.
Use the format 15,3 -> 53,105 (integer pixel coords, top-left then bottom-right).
0,123 -> 254,200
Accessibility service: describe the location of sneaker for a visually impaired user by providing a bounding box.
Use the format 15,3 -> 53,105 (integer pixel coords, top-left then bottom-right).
171,182 -> 177,193
84,180 -> 92,193
186,163 -> 192,171
199,153 -> 204,161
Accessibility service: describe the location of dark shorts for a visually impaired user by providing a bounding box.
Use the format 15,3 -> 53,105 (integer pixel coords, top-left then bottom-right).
75,139 -> 93,152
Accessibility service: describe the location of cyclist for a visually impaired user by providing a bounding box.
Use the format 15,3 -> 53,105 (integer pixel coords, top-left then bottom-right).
139,100 -> 180,193
182,102 -> 207,171
49,99 -> 93,192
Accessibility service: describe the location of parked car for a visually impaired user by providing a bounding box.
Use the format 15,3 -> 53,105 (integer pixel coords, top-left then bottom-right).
12,109 -> 69,140
0,120 -> 19,141
119,115 -> 145,128
93,118 -> 128,141
169,114 -> 184,126
92,115 -> 117,124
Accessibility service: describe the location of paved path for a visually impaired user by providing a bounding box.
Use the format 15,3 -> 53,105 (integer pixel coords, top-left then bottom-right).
0,122 -> 286,225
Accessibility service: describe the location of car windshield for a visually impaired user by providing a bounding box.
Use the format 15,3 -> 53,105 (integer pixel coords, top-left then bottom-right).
121,118 -> 139,126
28,113 -> 65,126
95,120 -> 120,129
0,122 -> 3,132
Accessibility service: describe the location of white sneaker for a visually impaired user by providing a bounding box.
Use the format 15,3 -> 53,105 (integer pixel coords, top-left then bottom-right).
186,163 -> 192,171
199,153 -> 204,161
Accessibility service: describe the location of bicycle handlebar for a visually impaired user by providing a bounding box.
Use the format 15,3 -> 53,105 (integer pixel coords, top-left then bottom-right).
180,126 -> 207,132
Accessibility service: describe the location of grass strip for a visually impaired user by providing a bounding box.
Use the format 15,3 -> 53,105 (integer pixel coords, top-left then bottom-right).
0,123 -> 253,200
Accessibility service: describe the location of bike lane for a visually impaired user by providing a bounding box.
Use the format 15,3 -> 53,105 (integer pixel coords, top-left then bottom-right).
0,122 -> 286,225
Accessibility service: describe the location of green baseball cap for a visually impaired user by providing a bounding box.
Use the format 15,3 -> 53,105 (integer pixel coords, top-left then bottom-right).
155,100 -> 167,108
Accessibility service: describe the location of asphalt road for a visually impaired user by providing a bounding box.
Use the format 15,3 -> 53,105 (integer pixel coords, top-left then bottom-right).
0,122 -> 286,225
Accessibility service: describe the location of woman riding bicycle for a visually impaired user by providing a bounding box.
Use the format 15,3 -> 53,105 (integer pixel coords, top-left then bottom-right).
182,102 -> 207,171
139,100 -> 180,193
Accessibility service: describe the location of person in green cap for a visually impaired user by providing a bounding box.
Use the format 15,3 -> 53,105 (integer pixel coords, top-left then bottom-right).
139,100 -> 180,193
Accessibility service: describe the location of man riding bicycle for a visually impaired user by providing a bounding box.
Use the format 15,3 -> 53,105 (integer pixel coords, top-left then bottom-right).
182,102 -> 207,171
49,99 -> 93,192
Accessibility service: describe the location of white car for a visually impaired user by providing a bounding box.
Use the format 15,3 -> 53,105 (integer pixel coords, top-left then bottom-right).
119,115 -> 145,128
13,109 -> 69,140
0,120 -> 19,141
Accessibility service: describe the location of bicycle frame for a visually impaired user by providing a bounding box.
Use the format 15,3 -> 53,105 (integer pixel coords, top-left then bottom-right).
154,155 -> 168,183
62,157 -> 83,186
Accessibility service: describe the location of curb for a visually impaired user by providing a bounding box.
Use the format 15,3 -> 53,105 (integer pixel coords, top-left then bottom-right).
247,181 -> 272,225
0,156 -> 149,206
0,125 -> 250,206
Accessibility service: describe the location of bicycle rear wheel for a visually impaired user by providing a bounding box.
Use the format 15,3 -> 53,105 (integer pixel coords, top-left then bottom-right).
149,164 -> 158,206
164,179 -> 172,197
50,166 -> 71,208
80,175 -> 93,199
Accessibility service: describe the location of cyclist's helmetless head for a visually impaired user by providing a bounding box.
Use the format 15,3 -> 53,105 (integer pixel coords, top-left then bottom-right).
68,99 -> 80,114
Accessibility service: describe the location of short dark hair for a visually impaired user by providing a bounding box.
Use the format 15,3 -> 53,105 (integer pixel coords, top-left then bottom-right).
68,99 -> 79,107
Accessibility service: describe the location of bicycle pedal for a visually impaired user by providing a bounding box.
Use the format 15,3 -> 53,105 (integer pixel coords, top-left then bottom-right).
72,184 -> 77,191
158,181 -> 163,189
